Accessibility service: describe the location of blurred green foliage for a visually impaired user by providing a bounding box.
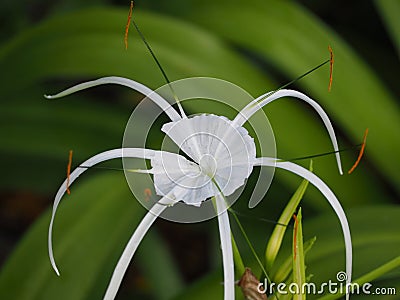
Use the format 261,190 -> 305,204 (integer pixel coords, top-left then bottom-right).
0,0 -> 399,299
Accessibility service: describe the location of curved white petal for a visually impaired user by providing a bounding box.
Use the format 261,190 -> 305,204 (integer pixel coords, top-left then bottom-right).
45,76 -> 182,122
215,191 -> 235,300
235,89 -> 343,174
255,157 -> 352,299
103,191 -> 181,300
48,148 -> 158,276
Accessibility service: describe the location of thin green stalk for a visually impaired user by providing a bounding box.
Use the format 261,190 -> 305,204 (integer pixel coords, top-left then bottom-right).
231,233 -> 245,276
228,207 -> 270,281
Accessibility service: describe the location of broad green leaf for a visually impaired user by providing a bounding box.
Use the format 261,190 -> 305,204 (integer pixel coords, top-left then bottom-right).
320,256 -> 400,300
0,173 -> 182,300
0,8 -> 269,95
0,8 -> 268,194
375,0 -> 400,56
164,0 -> 400,204
136,229 -> 184,300
0,7 -> 393,208
0,88 -> 141,192
274,205 -> 400,299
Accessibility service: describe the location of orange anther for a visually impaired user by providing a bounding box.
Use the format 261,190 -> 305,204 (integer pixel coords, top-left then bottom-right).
348,128 -> 369,174
66,150 -> 73,195
293,214 -> 299,260
124,1 -> 134,50
328,45 -> 334,92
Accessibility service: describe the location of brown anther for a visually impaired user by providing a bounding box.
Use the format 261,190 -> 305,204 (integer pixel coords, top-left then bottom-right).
124,1 -> 134,50
348,128 -> 369,174
66,150 -> 73,195
328,45 -> 334,92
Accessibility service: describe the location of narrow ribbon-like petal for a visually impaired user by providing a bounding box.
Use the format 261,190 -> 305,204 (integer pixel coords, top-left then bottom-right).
48,148 -> 158,275
255,157 -> 352,300
103,192 -> 180,300
215,191 -> 235,300
235,89 -> 343,174
45,76 -> 182,122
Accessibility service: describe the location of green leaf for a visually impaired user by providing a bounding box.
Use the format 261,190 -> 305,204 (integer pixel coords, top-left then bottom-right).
136,229 -> 184,300
375,0 -> 400,56
172,270 -> 224,300
0,172 -> 182,300
1,5 -> 394,208
292,208 -> 305,300
265,162 -> 311,270
0,8 -> 269,95
297,205 -> 400,299
0,7 -> 269,194
319,256 -> 400,300
354,255 -> 400,287
165,0 -> 400,206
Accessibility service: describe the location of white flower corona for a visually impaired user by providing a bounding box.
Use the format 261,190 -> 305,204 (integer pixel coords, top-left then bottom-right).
152,114 -> 256,206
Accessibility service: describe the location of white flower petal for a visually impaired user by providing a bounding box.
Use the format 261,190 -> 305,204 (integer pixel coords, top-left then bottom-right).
48,148 -> 157,276
255,157 -> 352,299
160,114 -> 256,199
103,191 -> 181,300
215,191 -> 235,300
235,89 -> 343,174
150,151 -> 212,206
45,76 -> 182,122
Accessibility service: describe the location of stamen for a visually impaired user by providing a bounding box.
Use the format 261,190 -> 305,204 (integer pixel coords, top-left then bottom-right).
348,128 -> 369,174
229,208 -> 289,227
328,45 -> 334,92
274,59 -> 330,93
66,150 -> 73,195
293,213 -> 299,260
124,1 -> 134,50
78,165 -> 151,174
129,2 -> 186,118
282,144 -> 362,162
256,47 -> 335,106
227,207 -> 271,283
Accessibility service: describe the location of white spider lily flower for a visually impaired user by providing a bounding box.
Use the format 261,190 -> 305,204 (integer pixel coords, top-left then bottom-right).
48,76 -> 352,300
